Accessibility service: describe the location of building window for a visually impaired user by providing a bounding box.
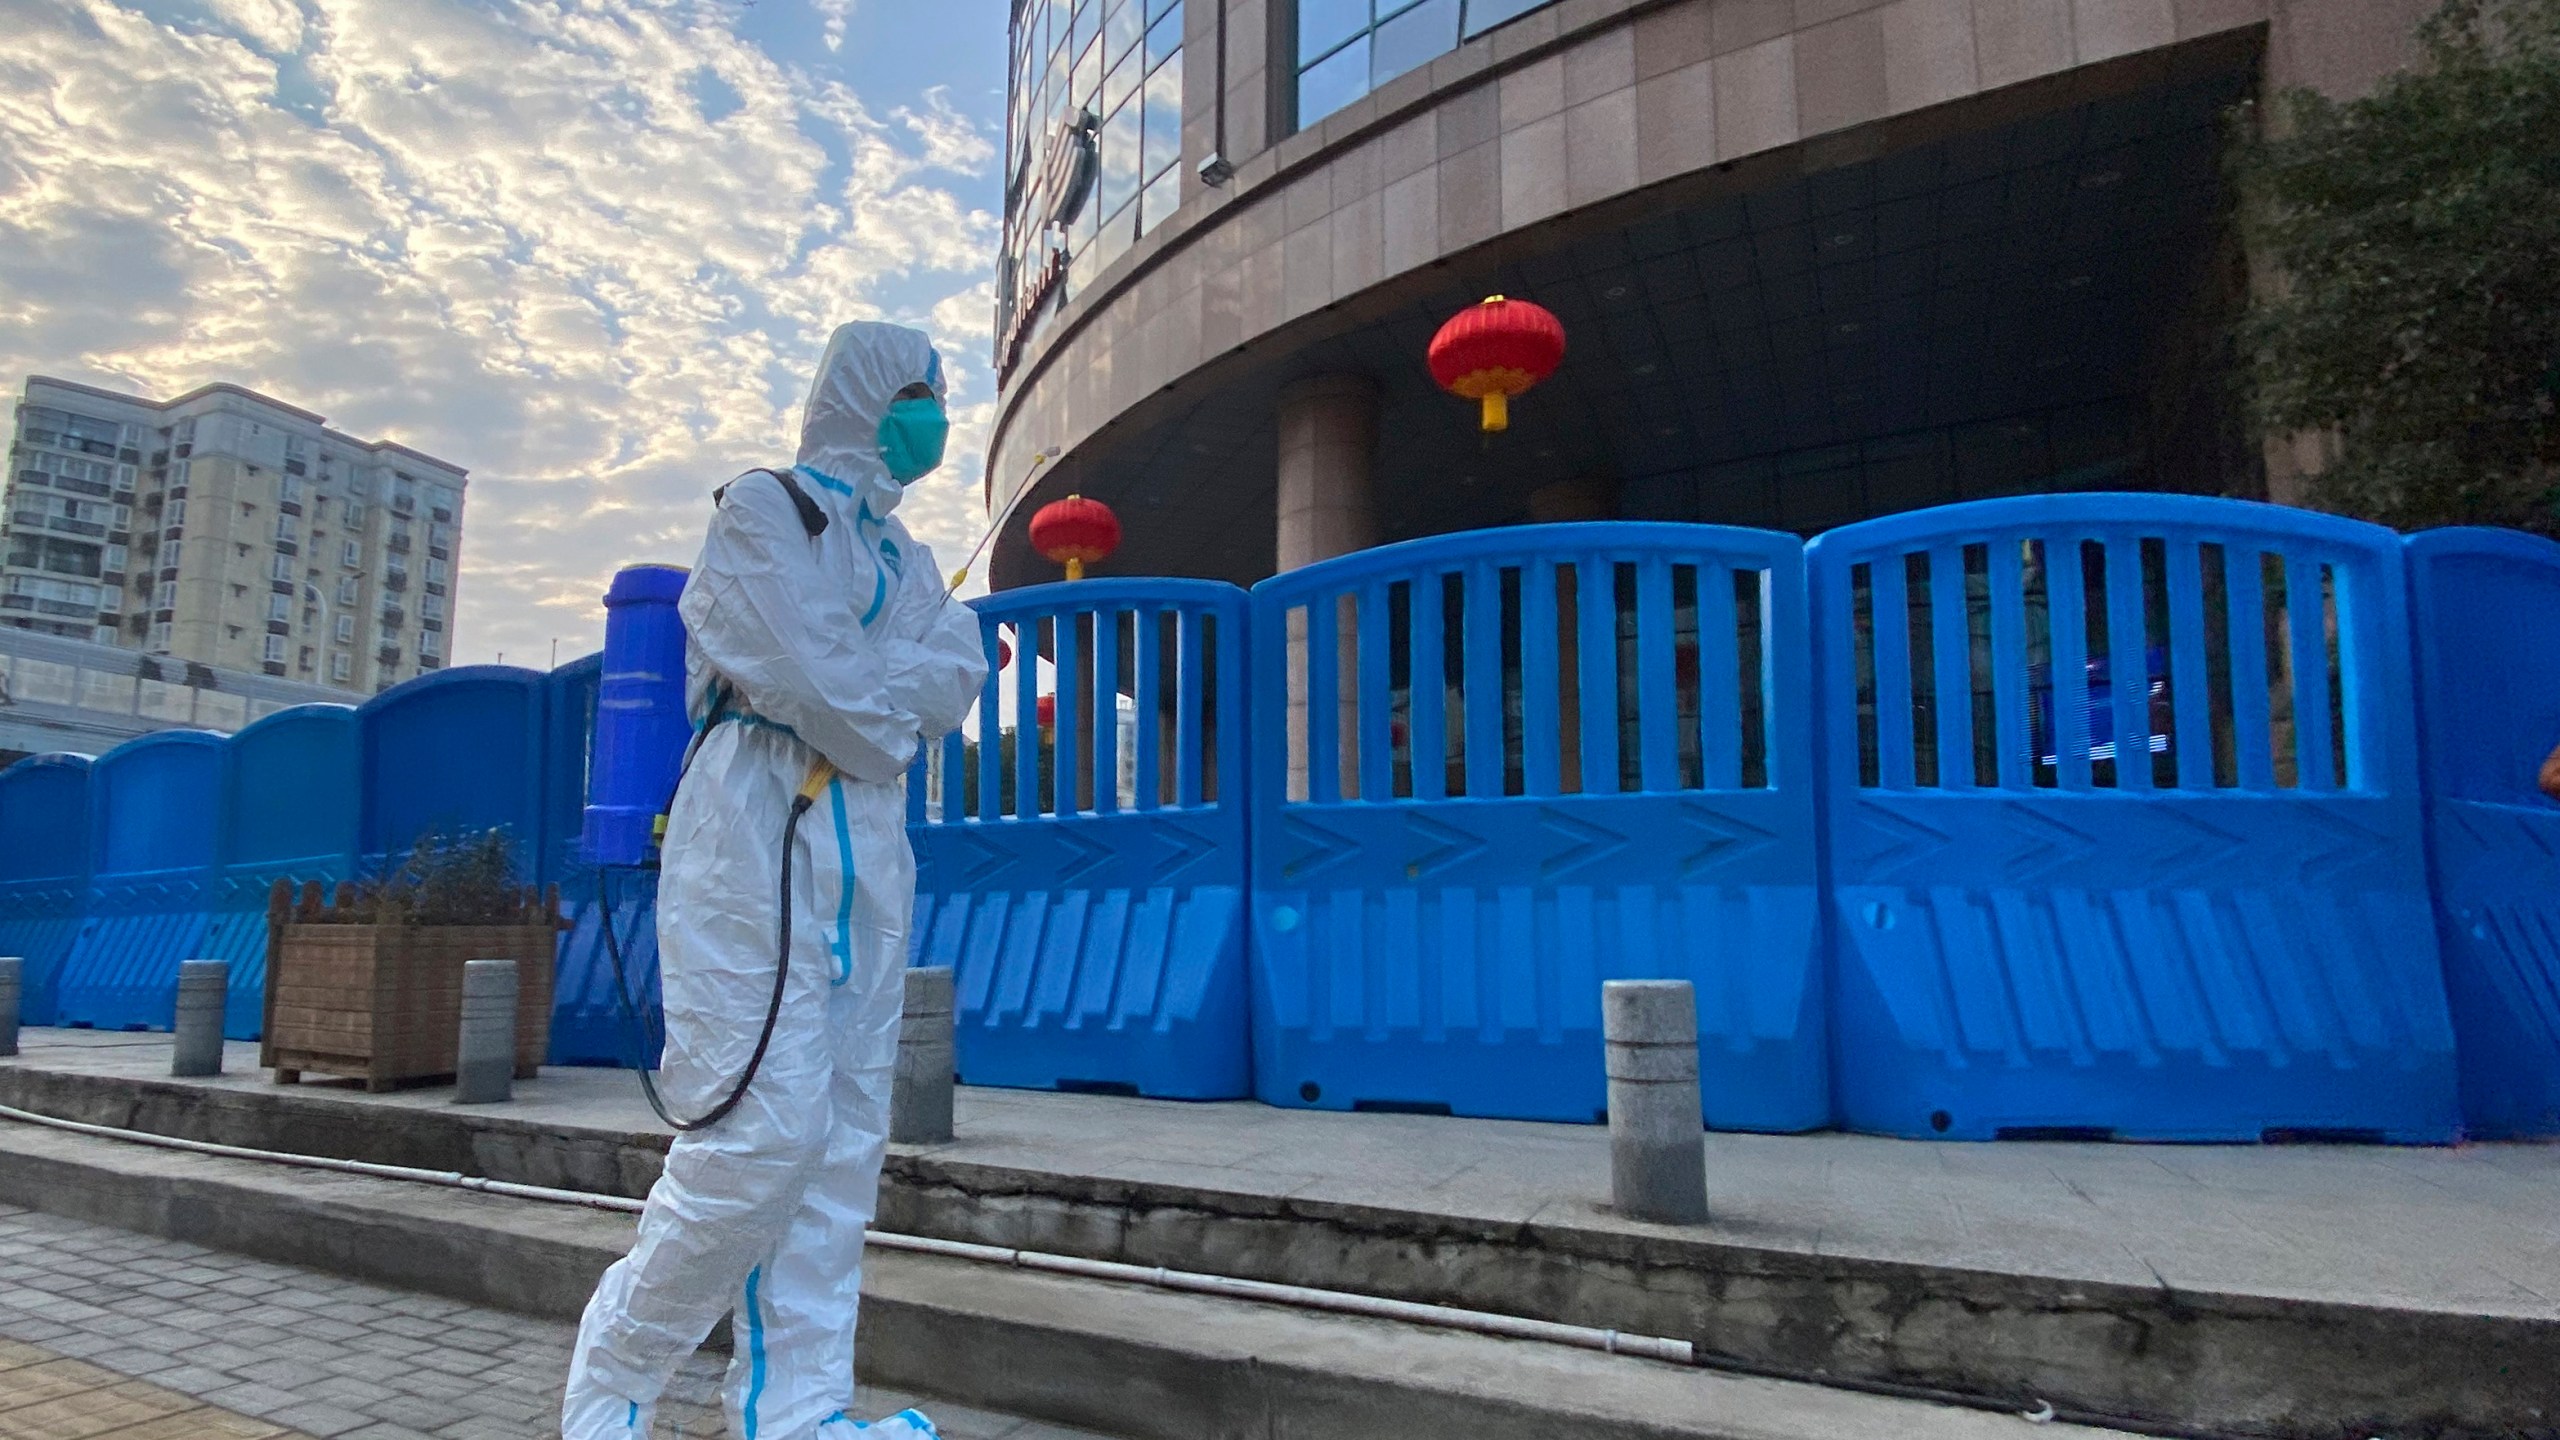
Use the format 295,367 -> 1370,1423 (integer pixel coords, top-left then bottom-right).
344,500 -> 367,527
266,593 -> 290,623
342,539 -> 361,568
95,625 -> 118,646
422,593 -> 445,620
164,540 -> 181,568
281,473 -> 303,502
331,652 -> 351,682
1295,0 -> 1551,128
338,575 -> 359,606
334,614 -> 355,643
167,498 -> 186,526
1000,0 -> 1184,349
274,513 -> 298,544
299,645 -> 314,671
154,580 -> 176,608
425,557 -> 447,585
270,554 -> 294,582
149,620 -> 171,651
263,633 -> 287,664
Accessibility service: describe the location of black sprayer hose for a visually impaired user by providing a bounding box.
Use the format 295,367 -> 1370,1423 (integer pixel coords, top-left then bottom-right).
599,791 -> 810,1134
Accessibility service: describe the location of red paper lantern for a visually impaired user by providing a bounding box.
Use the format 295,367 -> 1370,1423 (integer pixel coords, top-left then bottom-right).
997,636 -> 1013,670
1035,693 -> 1057,729
1029,494 -> 1121,581
1427,295 -> 1566,433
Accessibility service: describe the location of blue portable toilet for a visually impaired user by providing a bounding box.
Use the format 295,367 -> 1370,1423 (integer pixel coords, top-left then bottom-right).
53,731 -> 226,1033
0,754 -> 94,1026
357,665 -> 548,875
203,704 -> 358,1038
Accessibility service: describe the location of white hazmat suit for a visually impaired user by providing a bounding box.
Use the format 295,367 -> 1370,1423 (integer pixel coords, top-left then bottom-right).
565,323 -> 988,1440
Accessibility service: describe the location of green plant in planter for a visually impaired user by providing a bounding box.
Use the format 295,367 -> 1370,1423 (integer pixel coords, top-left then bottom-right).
317,828 -> 529,926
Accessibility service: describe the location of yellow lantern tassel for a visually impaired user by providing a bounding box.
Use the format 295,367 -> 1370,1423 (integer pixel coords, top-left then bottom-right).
1481,390 -> 1509,433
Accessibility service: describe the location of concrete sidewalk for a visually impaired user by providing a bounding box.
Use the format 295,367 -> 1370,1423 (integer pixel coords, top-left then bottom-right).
15,1025 -> 2558,1318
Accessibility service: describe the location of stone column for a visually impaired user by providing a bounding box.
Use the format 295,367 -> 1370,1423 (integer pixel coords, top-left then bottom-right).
1277,375 -> 1380,802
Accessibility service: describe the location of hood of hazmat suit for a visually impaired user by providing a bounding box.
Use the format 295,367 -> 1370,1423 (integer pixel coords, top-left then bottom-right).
565,323 -> 988,1440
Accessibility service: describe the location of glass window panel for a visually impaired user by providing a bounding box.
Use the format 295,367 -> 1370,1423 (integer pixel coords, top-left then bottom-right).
1148,0 -> 1178,21
1072,0 -> 1099,54
1105,48 -> 1140,119
1147,6 -> 1183,68
1297,36 -> 1371,125
1093,200 -> 1137,273
1141,165 -> 1183,235
1462,0 -> 1555,40
1377,0 -> 1425,19
1074,36 -> 1101,112
1144,53 -> 1183,180
1373,0 -> 1459,86
1299,0 -> 1367,65
1106,0 -> 1143,68
1100,96 -> 1143,218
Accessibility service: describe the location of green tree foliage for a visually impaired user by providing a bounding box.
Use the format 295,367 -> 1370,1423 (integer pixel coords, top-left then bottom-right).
2235,0 -> 2560,535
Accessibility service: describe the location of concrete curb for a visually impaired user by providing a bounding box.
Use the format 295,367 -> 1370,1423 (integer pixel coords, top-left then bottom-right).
0,1120 -> 2125,1440
3,1062 -> 2554,1438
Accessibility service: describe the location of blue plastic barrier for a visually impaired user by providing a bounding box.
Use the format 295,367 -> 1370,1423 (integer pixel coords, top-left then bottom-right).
358,665 -> 548,873
908,579 -> 1253,1100
203,704 -> 359,1038
0,754 -> 94,1026
1248,524 -> 1828,1128
1810,494 -> 2458,1142
2407,528 -> 2560,1137
53,731 -> 226,1033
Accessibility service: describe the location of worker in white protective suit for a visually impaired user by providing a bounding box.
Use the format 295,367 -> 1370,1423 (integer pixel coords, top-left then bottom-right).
564,322 -> 988,1440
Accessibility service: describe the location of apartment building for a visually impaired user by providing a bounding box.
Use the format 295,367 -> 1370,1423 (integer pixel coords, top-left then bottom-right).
4,377 -> 465,693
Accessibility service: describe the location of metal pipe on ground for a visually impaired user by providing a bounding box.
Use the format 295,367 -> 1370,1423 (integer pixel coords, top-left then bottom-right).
0,1098 -> 1695,1366
1604,979 -> 1709,1225
892,965 -> 955,1144
455,958 -> 518,1105
171,960 -> 226,1079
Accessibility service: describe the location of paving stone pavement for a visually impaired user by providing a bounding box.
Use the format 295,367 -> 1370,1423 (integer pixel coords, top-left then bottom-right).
0,1203 -> 1116,1439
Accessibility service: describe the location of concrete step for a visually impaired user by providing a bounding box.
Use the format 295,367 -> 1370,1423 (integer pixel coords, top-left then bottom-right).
0,1118 -> 2131,1440
7,1054 -> 2556,1440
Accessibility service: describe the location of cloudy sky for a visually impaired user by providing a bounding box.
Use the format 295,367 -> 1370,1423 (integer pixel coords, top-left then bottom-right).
0,0 -> 1009,668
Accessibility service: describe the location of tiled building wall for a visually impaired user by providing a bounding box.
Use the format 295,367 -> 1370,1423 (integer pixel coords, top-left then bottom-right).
992,0 -> 2424,521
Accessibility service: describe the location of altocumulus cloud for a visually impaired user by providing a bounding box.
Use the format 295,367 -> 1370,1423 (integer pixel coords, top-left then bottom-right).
0,0 -> 1003,668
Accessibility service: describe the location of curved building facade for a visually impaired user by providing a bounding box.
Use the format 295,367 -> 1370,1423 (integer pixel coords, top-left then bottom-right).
987,0 -> 2433,588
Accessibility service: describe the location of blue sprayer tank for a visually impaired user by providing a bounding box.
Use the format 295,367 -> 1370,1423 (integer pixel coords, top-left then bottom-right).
582,564 -> 692,867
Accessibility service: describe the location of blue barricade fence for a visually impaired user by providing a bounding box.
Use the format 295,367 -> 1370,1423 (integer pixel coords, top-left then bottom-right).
0,754 -> 92,1026
908,578 -> 1254,1100
1248,524 -> 1828,1128
1809,494 -> 2459,1141
54,731 -> 227,1033
204,704 -> 359,1038
2406,528 -> 2560,1137
5,498 -> 2555,1143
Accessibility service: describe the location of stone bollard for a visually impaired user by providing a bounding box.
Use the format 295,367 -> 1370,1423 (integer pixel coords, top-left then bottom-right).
892,966 -> 956,1144
0,956 -> 20,1059
454,959 -> 519,1105
171,960 -> 228,1078
1603,979 -> 1709,1224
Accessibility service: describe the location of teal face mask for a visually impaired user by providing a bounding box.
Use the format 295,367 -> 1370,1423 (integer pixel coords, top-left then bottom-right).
877,396 -> 949,484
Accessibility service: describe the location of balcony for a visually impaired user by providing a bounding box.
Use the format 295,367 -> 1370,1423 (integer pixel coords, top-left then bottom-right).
429,545 -> 450,562
376,647 -> 401,666
419,656 -> 443,671
267,620 -> 289,636
270,579 -> 294,595
275,540 -> 298,557
384,573 -> 408,593
424,582 -> 446,598
280,500 -> 302,517
386,534 -> 411,554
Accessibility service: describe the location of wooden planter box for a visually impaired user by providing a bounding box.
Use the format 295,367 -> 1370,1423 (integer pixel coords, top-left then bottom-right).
260,879 -> 560,1092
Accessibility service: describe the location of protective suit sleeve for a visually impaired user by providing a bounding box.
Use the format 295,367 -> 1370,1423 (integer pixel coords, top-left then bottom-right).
877,538 -> 989,742
682,476 -> 917,784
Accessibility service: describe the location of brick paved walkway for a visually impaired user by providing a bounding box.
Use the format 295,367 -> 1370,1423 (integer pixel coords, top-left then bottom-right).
0,1204 -> 1110,1439
0,1335 -> 315,1438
